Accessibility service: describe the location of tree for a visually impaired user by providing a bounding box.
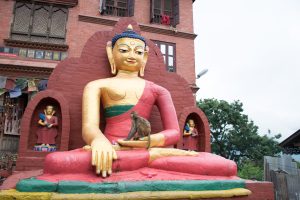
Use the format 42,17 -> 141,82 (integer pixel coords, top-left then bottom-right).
197,98 -> 281,166
238,160 -> 264,181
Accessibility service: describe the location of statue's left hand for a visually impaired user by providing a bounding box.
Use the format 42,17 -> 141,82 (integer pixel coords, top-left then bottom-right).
117,133 -> 165,148
117,139 -> 148,148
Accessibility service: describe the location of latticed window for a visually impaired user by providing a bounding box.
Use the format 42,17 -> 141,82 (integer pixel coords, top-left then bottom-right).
154,41 -> 176,72
10,2 -> 68,44
100,0 -> 134,17
150,0 -> 179,27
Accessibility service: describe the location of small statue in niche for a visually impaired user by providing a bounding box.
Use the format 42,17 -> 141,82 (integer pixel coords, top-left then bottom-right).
34,105 -> 58,152
183,119 -> 198,137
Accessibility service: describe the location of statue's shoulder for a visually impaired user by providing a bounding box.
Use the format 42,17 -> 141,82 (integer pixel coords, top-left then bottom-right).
145,80 -> 170,96
84,78 -> 112,89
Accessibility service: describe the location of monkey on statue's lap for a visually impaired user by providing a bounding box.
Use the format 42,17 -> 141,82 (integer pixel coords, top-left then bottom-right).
125,111 -> 151,149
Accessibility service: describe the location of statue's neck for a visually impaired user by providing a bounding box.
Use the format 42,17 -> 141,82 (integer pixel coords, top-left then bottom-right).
116,70 -> 139,78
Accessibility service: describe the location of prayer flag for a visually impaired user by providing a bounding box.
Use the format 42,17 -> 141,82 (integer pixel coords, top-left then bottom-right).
0,76 -> 7,88
9,86 -> 22,98
0,88 -> 6,96
16,78 -> 28,90
38,80 -> 48,91
28,79 -> 37,91
5,78 -> 16,90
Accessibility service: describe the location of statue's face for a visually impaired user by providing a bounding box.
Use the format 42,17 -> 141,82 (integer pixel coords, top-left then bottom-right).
112,38 -> 146,72
46,106 -> 54,115
188,120 -> 195,127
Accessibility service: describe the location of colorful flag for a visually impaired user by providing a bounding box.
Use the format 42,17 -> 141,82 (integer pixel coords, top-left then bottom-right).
9,86 -> 22,98
38,79 -> 48,91
16,78 -> 28,90
0,76 -> 7,88
28,79 -> 37,91
0,88 -> 6,96
5,78 -> 16,90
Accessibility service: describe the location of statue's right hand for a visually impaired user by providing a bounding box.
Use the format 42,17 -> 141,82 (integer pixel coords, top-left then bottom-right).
90,137 -> 118,177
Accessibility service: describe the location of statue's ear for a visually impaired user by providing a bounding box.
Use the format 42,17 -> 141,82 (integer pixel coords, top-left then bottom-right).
140,46 -> 149,77
106,41 -> 116,75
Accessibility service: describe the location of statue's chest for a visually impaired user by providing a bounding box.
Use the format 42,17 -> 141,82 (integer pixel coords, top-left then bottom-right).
102,86 -> 144,106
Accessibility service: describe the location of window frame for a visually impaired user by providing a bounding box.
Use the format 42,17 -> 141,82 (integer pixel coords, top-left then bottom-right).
100,0 -> 135,17
150,0 -> 179,27
153,40 -> 176,72
10,1 -> 68,44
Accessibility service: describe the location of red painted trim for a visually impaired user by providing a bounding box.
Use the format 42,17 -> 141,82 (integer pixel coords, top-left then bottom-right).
0,53 -> 17,58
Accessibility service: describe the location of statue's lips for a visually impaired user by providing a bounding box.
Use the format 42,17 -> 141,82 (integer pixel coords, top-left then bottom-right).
125,60 -> 137,64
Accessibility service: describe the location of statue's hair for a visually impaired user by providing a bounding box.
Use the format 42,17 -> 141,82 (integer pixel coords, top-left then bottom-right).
111,29 -> 146,48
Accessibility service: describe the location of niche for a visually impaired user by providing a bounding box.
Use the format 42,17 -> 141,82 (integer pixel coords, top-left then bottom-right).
181,113 -> 202,151
27,97 -> 62,151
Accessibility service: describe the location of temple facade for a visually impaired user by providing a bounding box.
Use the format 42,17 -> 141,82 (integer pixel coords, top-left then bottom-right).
0,0 -> 199,153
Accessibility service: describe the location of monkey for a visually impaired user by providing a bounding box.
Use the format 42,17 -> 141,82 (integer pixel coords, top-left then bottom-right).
125,111 -> 151,149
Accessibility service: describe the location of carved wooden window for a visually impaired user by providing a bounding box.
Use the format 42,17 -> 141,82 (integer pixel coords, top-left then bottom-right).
154,40 -> 176,72
10,2 -> 68,44
150,0 -> 179,27
100,0 -> 134,17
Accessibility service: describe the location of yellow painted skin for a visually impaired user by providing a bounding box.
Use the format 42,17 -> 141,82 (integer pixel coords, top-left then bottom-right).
83,145 -> 199,162
0,188 -> 251,200
101,70 -> 146,108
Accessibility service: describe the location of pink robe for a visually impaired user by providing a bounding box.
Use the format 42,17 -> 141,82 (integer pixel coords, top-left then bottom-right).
182,128 -> 199,151
104,81 -> 179,146
36,116 -> 58,145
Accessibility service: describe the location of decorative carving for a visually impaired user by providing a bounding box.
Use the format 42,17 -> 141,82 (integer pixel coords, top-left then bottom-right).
4,39 -> 69,51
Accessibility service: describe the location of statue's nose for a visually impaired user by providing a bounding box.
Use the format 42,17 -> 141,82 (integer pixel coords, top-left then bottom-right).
128,50 -> 135,58
127,53 -> 136,61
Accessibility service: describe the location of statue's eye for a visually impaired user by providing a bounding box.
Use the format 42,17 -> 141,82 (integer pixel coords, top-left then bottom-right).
119,49 -> 128,53
136,51 -> 143,55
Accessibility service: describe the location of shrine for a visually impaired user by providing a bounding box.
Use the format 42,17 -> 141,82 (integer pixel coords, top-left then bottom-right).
0,18 -> 274,200
0,0 -> 274,199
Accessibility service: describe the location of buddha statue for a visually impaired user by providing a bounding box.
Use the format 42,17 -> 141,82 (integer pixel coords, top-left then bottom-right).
38,25 -> 237,180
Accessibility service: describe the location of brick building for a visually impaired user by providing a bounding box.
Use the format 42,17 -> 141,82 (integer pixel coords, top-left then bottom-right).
0,0 -> 198,153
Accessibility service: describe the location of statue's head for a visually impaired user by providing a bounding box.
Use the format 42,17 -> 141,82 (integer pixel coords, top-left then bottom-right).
188,119 -> 195,127
106,25 -> 149,76
45,105 -> 55,115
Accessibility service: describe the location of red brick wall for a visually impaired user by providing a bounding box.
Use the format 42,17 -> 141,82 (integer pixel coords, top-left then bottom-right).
0,0 -> 196,84
0,1 -> 14,46
78,0 -> 194,32
65,0 -> 196,84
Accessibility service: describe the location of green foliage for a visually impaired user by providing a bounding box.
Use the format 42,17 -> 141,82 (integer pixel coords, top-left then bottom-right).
197,98 -> 281,166
296,161 -> 300,169
238,160 -> 263,181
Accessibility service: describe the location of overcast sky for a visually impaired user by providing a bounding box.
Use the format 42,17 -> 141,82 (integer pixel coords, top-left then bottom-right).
193,0 -> 300,141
